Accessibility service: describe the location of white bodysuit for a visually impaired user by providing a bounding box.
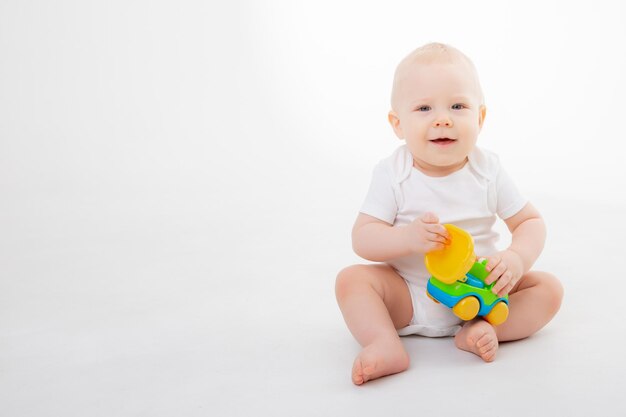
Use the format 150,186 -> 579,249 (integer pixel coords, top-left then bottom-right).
360,145 -> 527,337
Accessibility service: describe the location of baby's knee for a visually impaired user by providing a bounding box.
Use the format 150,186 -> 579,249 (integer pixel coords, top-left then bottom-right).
335,265 -> 385,298
540,272 -> 564,314
335,265 -> 365,299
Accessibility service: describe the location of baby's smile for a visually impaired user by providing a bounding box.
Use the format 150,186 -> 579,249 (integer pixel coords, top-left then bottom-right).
429,138 -> 457,146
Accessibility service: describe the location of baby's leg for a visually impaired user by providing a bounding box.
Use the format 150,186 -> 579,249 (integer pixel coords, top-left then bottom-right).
335,264 -> 413,385
494,271 -> 563,341
455,271 -> 563,361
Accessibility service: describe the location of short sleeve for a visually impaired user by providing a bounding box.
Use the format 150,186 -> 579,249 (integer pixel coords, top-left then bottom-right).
359,163 -> 398,225
495,165 -> 528,219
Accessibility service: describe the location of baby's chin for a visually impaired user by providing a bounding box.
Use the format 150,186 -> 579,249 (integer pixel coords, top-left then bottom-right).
413,155 -> 469,176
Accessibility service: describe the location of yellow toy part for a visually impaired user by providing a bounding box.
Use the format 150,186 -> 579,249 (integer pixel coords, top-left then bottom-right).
424,224 -> 476,284
484,301 -> 509,326
452,296 -> 480,321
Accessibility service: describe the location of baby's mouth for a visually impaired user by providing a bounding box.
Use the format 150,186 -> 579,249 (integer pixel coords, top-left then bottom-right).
429,138 -> 457,145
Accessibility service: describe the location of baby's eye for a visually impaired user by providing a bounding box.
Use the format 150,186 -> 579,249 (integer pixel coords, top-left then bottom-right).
416,105 -> 431,112
451,103 -> 466,110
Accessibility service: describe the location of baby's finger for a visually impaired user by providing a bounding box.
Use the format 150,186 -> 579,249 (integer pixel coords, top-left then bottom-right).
486,262 -> 507,285
495,276 -> 515,297
421,212 -> 439,224
492,271 -> 512,294
485,257 -> 501,272
497,281 -> 515,297
427,241 -> 446,252
427,232 -> 449,245
425,223 -> 450,241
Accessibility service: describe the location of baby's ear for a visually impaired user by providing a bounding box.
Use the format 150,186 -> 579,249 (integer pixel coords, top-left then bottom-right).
478,105 -> 487,130
388,110 -> 404,139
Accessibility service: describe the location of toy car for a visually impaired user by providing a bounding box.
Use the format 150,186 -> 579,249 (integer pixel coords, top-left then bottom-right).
427,259 -> 509,325
424,224 -> 509,326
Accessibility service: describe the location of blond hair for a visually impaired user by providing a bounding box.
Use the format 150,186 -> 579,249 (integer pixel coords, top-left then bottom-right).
390,43 -> 484,110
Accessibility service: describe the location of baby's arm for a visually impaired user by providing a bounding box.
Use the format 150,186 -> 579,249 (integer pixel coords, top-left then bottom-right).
504,202 -> 546,272
485,202 -> 546,296
352,212 -> 449,262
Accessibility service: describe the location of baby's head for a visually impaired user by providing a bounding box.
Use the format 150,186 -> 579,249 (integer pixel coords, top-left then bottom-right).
388,43 -> 486,176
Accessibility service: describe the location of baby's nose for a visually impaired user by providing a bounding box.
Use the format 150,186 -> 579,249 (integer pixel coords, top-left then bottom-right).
433,118 -> 453,127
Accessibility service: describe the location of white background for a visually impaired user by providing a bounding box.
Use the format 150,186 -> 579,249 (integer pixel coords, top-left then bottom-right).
1,1 -> 626,416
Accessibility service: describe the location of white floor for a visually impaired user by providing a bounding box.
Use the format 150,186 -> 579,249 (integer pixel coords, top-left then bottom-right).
3,2 -> 626,415
1,196 -> 625,417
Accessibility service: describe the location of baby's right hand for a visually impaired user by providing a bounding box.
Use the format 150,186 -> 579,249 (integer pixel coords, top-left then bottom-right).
403,212 -> 450,254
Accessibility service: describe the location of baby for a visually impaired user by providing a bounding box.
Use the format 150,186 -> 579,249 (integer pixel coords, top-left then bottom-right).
335,43 -> 563,385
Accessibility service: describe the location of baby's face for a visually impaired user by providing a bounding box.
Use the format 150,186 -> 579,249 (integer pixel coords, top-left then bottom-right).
389,61 -> 485,176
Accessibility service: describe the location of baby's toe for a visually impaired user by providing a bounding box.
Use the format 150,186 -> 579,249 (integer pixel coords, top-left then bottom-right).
352,358 -> 365,385
477,336 -> 495,353
482,347 -> 497,362
478,336 -> 498,361
467,331 -> 485,348
352,356 -> 377,385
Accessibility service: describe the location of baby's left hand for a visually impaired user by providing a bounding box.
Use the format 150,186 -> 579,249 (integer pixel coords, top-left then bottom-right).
483,250 -> 525,297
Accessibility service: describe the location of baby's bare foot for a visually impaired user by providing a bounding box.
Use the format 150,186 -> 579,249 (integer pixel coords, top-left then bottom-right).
454,319 -> 498,362
352,338 -> 409,385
